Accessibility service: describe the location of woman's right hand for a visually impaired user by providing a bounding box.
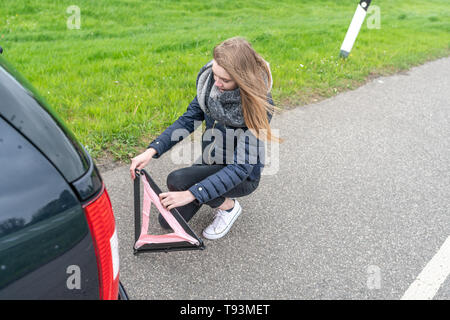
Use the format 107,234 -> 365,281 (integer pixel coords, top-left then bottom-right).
129,148 -> 157,179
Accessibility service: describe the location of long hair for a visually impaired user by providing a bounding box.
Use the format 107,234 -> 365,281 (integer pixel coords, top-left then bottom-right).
213,37 -> 281,143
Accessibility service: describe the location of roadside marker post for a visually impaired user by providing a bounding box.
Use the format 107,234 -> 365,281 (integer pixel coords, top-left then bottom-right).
340,0 -> 373,58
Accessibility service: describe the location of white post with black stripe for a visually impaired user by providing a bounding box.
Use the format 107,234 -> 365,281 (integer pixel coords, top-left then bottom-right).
340,0 -> 372,58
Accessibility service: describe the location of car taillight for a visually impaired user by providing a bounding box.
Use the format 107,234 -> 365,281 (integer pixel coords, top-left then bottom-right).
83,184 -> 119,300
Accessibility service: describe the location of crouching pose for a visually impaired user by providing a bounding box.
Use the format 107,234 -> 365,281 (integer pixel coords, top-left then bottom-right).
130,37 -> 279,240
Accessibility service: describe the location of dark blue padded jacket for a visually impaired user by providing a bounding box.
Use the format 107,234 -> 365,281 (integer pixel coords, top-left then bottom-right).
148,91 -> 274,205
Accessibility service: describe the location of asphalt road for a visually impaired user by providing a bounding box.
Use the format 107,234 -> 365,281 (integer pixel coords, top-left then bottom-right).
101,57 -> 450,300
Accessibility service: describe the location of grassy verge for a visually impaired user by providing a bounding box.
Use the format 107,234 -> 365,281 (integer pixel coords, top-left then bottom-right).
1,0 -> 449,163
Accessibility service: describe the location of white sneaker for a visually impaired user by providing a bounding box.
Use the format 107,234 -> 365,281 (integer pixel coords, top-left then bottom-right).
202,199 -> 242,240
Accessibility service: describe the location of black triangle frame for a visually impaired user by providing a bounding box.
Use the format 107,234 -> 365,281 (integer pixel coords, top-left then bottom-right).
133,169 -> 205,255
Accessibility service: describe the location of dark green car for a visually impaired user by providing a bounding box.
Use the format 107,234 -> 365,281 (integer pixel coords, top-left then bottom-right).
0,47 -> 128,300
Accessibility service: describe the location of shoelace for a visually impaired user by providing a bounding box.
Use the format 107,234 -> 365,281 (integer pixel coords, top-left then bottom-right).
212,209 -> 230,230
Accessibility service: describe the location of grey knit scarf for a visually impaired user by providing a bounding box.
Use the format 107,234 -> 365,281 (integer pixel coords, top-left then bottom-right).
196,60 -> 246,127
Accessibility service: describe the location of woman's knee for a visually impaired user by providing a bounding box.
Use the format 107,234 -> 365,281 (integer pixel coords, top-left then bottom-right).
166,169 -> 188,191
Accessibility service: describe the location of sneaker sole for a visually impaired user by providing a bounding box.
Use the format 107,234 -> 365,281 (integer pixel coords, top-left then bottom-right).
202,205 -> 242,240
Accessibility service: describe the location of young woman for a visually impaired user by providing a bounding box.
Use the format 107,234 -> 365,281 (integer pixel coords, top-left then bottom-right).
130,37 -> 278,240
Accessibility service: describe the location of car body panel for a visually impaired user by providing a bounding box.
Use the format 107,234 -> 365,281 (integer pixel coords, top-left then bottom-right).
0,113 -> 100,299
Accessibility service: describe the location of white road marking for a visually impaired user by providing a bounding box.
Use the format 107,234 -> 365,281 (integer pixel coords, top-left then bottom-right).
401,236 -> 450,300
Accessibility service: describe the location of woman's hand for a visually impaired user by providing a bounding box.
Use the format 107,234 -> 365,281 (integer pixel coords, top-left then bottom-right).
129,148 -> 157,179
159,190 -> 196,210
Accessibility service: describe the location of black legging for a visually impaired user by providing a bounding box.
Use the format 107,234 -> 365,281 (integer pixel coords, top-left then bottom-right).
158,164 -> 259,228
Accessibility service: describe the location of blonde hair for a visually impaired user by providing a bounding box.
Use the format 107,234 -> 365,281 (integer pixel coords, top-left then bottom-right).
213,37 -> 281,143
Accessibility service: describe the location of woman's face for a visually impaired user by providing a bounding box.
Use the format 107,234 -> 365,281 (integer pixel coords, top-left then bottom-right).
212,60 -> 238,92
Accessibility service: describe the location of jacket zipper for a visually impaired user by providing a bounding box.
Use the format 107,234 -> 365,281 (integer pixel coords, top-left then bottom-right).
208,120 -> 217,164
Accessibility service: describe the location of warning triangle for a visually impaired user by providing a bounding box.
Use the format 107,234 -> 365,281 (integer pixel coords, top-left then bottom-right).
133,169 -> 205,254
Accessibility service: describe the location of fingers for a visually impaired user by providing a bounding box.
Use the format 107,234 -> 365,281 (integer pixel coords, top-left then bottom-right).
159,192 -> 169,206
159,191 -> 194,210
130,163 -> 140,180
130,159 -> 143,180
129,164 -> 136,180
129,152 -> 152,180
160,192 -> 177,210
129,156 -> 138,179
130,165 -> 144,180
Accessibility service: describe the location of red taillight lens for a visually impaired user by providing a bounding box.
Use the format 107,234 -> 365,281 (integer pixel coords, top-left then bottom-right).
83,185 -> 119,300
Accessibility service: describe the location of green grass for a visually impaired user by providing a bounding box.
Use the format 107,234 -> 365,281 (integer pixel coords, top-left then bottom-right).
1,0 -> 449,162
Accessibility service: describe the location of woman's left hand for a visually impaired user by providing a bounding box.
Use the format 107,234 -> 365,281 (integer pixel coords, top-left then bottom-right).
159,190 -> 196,210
